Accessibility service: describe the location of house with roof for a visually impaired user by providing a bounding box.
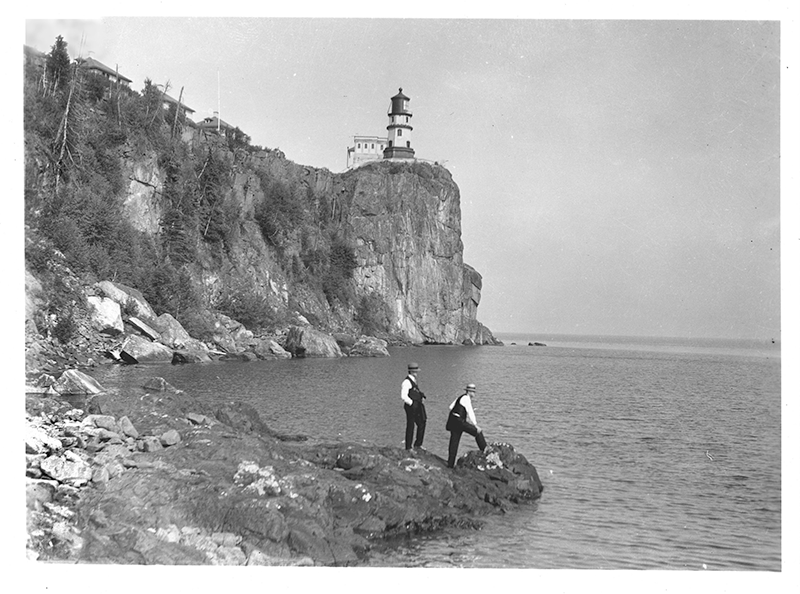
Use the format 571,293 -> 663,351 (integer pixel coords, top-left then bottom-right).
196,112 -> 237,134
346,135 -> 388,169
75,56 -> 132,86
162,92 -> 195,119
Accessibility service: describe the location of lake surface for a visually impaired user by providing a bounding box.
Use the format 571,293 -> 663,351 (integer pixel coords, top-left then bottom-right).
92,333 -> 782,570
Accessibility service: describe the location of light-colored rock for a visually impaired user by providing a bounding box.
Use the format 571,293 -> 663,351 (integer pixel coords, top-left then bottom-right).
82,414 -> 119,432
349,335 -> 390,357
87,295 -> 125,335
209,545 -> 247,566
25,425 -> 63,455
120,335 -> 174,364
211,532 -> 241,547
92,466 -> 110,484
40,455 -> 93,483
160,429 -> 181,447
152,313 -> 192,349
95,280 -> 157,320
283,326 -> 343,358
253,338 -> 291,359
52,369 -> 105,395
127,316 -> 161,341
118,416 -> 139,438
186,412 -> 213,426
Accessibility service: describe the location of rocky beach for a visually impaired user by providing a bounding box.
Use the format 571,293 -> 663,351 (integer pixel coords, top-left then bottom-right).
26,366 -> 543,566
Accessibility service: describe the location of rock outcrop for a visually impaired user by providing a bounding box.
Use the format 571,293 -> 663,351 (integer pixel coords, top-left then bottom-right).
341,160 -> 489,344
284,325 -> 344,358
25,376 -> 543,566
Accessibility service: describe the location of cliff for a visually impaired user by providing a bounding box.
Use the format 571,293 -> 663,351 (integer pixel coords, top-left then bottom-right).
118,140 -> 496,345
23,45 -> 497,357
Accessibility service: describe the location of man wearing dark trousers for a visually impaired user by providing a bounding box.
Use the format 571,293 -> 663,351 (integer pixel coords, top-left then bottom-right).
446,383 -> 487,468
401,362 -> 426,450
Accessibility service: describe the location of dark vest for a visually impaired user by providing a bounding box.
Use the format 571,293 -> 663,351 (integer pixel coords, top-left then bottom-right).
406,375 -> 425,404
446,394 -> 468,431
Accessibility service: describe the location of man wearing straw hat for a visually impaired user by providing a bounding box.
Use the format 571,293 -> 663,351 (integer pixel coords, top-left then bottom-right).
446,383 -> 487,468
400,362 -> 427,450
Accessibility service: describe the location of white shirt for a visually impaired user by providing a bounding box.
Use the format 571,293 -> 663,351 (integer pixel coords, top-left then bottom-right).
401,374 -> 418,406
450,392 -> 477,426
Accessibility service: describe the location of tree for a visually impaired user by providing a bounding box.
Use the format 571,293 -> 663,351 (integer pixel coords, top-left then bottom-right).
45,35 -> 71,95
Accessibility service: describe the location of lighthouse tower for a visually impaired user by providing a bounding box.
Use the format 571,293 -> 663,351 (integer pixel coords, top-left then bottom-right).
383,88 -> 415,159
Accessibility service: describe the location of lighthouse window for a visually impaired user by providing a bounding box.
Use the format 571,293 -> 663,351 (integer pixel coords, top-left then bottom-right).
357,143 -> 361,149
371,143 -> 375,149
398,129 -> 403,137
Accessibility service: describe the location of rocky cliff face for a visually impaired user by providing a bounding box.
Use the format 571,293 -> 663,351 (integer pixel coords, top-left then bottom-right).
340,159 -> 488,343
120,143 -> 496,345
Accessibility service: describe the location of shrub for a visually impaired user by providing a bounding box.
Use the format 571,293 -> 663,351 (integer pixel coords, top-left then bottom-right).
322,237 -> 357,306
213,276 -> 273,330
355,293 -> 392,336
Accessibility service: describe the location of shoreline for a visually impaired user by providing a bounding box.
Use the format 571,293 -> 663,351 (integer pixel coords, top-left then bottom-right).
25,367 -> 543,566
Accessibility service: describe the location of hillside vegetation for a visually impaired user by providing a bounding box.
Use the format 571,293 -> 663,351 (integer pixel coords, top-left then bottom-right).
25,38 -> 383,343
24,36 -> 496,373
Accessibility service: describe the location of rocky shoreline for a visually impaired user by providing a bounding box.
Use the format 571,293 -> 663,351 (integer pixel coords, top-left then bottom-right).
25,366 -> 544,566
25,276 -> 538,566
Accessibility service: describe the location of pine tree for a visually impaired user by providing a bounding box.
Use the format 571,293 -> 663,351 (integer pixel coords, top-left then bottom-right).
45,35 -> 71,96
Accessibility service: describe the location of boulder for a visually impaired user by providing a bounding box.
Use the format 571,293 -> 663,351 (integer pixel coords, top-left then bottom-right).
127,316 -> 161,341
82,414 -> 120,432
151,313 -> 193,349
172,350 -> 211,364
348,335 -> 390,357
120,335 -> 174,364
283,326 -> 343,358
40,454 -> 93,483
160,429 -> 181,447
95,280 -> 157,321
252,338 -> 291,360
86,296 -> 125,336
52,369 -> 105,395
25,424 -> 63,455
457,443 -> 544,499
333,333 -> 357,352
118,416 -> 139,438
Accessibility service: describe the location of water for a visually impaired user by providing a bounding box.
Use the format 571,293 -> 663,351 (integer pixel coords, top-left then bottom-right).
91,334 -> 781,570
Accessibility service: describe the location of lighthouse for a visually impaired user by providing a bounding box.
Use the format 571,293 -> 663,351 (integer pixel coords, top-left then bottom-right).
383,88 -> 415,159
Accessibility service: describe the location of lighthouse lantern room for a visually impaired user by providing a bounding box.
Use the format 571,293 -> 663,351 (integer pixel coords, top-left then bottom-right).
383,88 -> 415,159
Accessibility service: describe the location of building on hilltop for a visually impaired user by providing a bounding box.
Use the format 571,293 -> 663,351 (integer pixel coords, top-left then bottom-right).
346,135 -> 388,169
383,88 -> 414,159
75,56 -> 132,86
346,88 -> 416,169
162,92 -> 195,119
196,112 -> 236,134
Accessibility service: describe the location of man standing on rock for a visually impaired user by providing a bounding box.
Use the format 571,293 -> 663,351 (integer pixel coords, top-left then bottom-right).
401,362 -> 427,450
446,383 -> 487,468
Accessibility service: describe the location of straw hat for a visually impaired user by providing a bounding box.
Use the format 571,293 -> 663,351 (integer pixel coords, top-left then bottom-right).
408,362 -> 420,371
466,383 -> 476,391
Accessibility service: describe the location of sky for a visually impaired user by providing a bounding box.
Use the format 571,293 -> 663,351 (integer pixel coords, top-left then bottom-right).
19,8 -> 794,341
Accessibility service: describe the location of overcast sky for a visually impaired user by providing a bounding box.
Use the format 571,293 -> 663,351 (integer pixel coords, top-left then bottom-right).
22,10 -> 792,341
